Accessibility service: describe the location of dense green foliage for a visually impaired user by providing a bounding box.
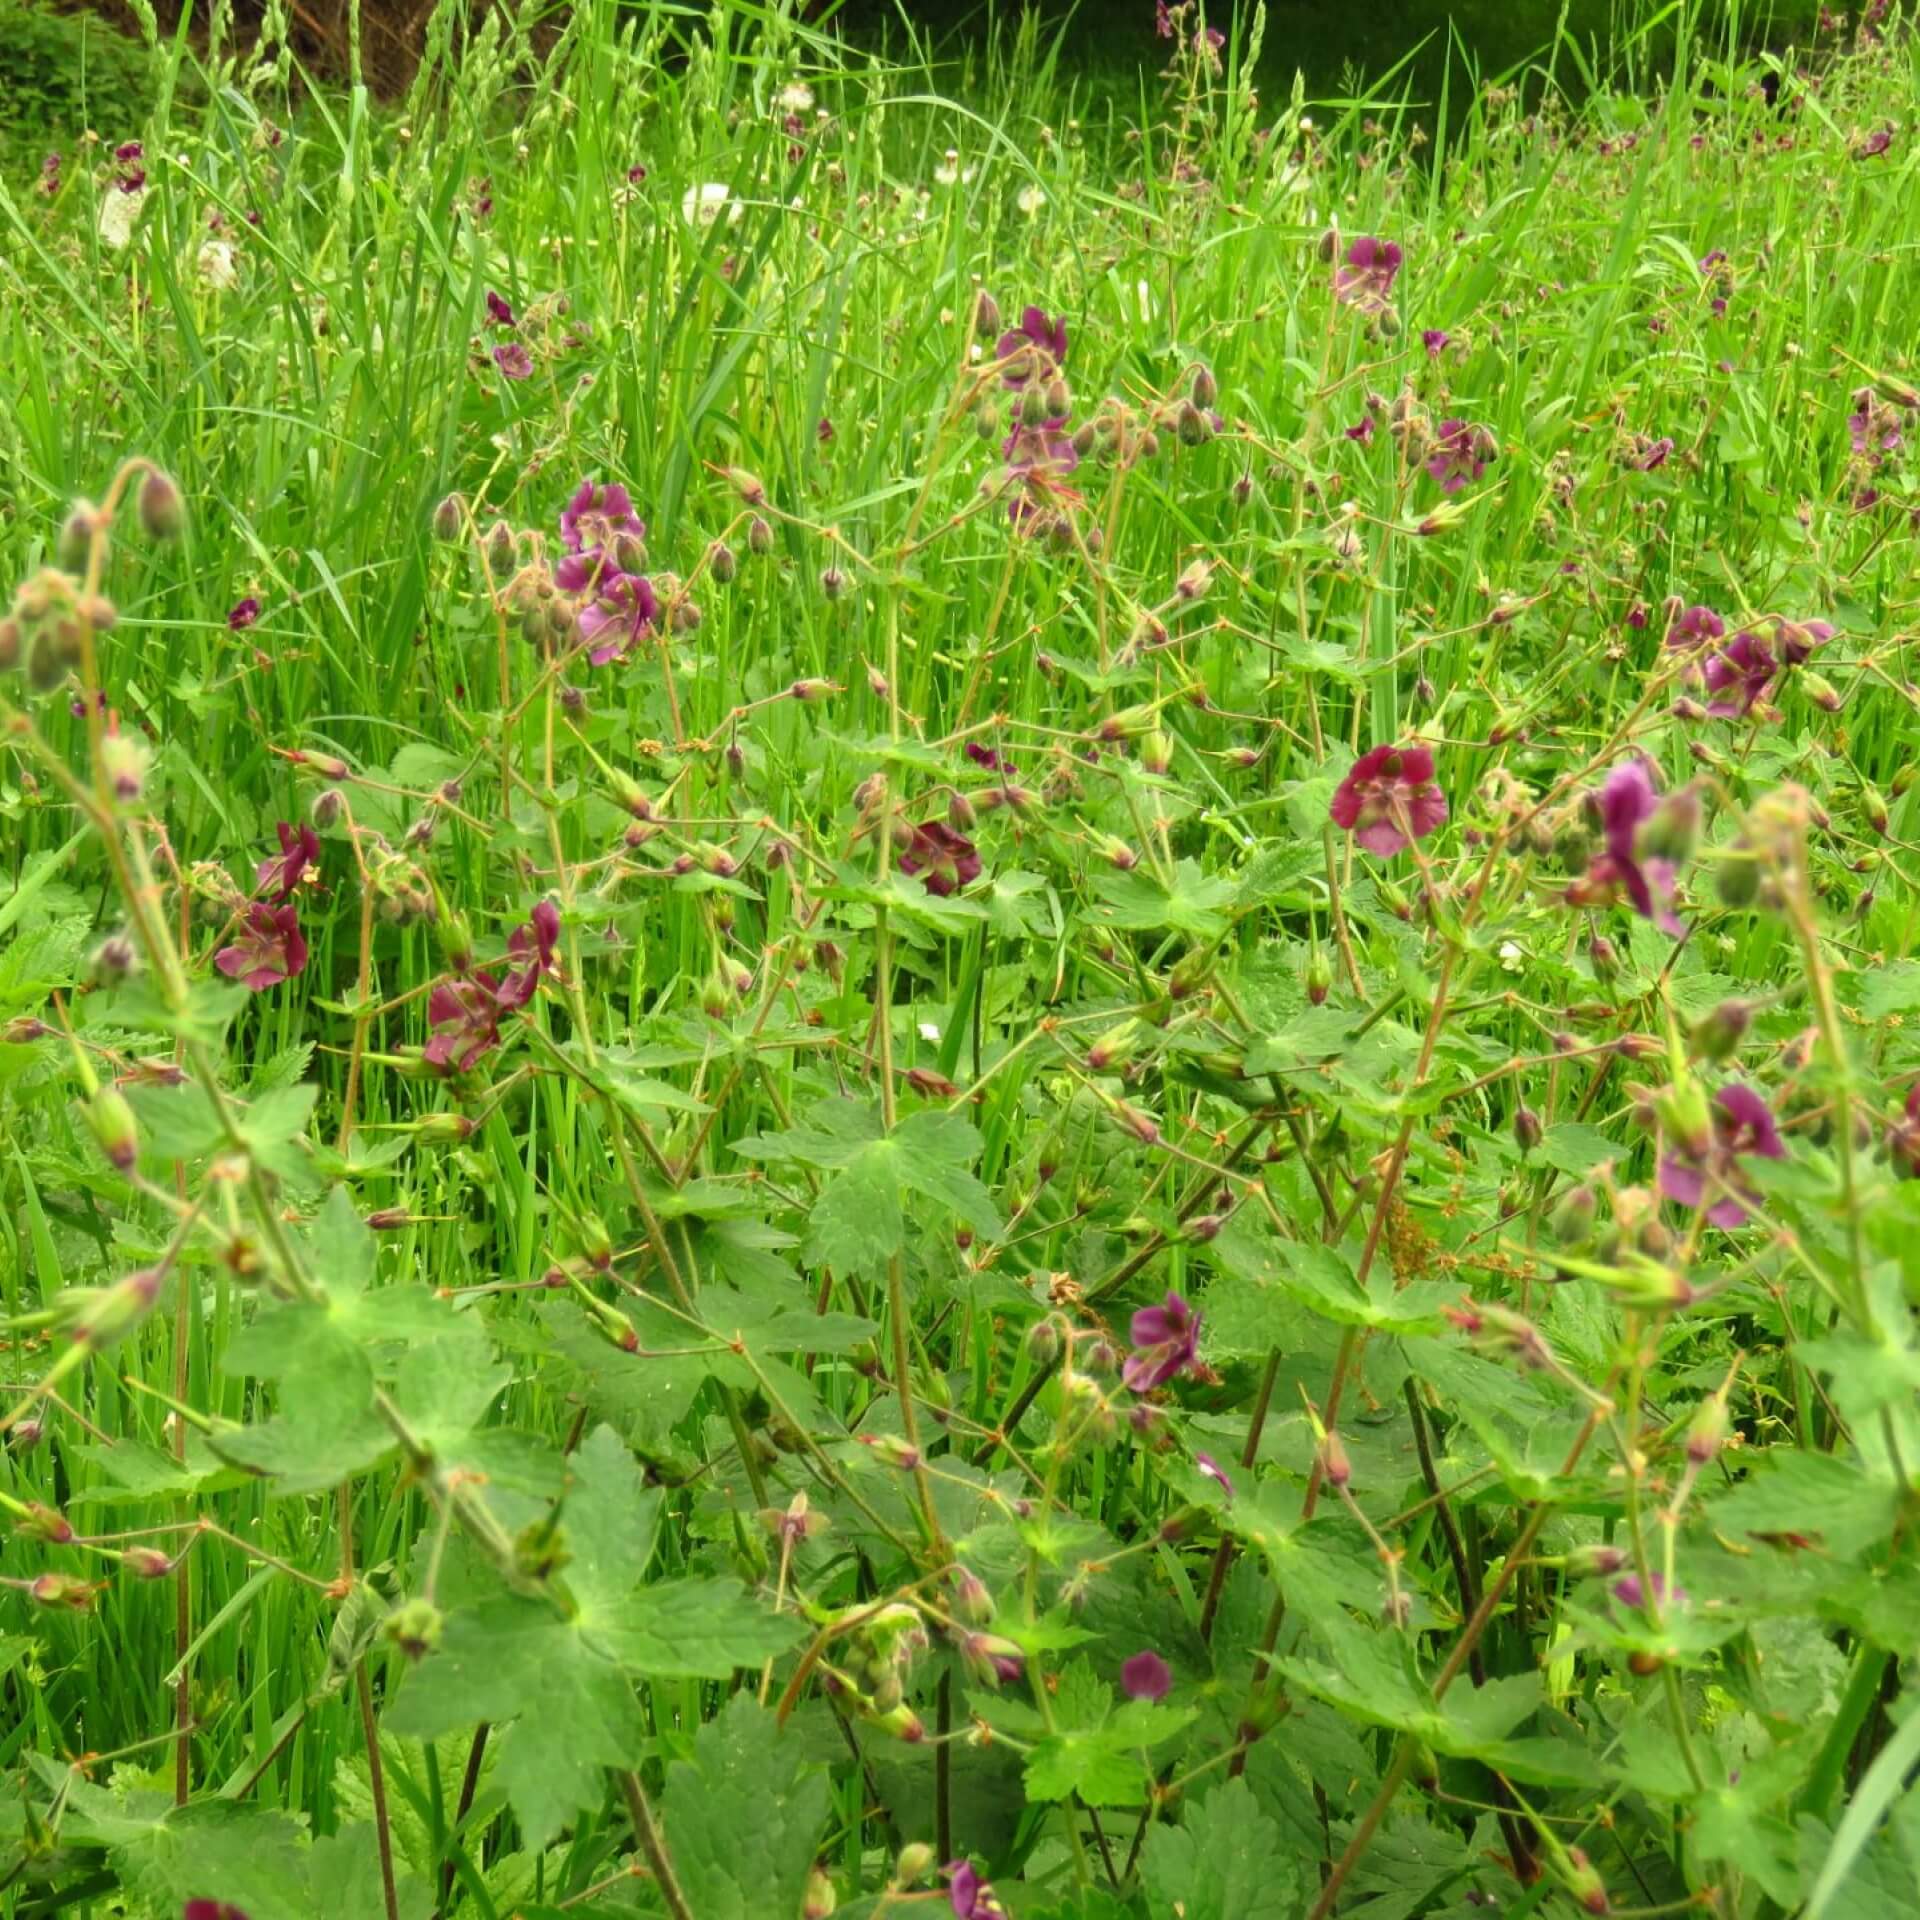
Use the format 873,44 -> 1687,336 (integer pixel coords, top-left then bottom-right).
3,2 -> 1920,1917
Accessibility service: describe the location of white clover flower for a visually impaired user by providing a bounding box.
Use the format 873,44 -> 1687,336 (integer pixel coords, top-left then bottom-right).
681,182 -> 742,228
1016,182 -> 1047,216
777,80 -> 815,114
99,186 -> 146,251
1499,940 -> 1526,973
196,239 -> 237,289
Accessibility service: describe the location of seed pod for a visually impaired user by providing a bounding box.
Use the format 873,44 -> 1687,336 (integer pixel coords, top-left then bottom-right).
728,466 -> 767,506
88,1087 -> 140,1171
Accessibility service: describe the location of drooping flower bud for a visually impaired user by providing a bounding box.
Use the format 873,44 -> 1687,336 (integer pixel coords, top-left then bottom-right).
1513,1105 -> 1543,1153
1690,998 -> 1751,1063
429,492 -> 466,542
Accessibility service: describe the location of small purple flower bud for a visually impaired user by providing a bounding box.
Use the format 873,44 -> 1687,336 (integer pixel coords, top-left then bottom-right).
137,468 -> 185,540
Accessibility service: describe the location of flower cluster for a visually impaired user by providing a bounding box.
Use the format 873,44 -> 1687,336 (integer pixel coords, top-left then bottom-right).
215,821 -> 319,992
424,900 -> 562,1071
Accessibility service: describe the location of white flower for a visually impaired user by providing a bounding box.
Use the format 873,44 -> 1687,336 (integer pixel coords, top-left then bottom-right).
777,80 -> 815,115
98,185 -> 146,251
917,1021 -> 942,1043
196,239 -> 237,289
933,149 -> 977,188
1499,940 -> 1526,973
1016,182 -> 1047,216
681,182 -> 742,228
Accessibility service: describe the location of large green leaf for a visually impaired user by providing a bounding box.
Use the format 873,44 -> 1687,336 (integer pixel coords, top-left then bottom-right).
1140,1777 -> 1305,1920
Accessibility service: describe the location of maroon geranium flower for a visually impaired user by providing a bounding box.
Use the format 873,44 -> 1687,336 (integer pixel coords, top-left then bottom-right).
1611,1570 -> 1688,1611
499,899 -> 562,1007
1194,1451 -> 1234,1498
183,1904 -> 250,1920
215,902 -> 308,992
486,290 -> 516,328
1847,386 -> 1904,456
1632,435 -> 1674,471
1345,414 -> 1377,445
993,306 -> 1068,388
425,975 -> 506,1072
114,140 -> 143,164
559,480 -> 646,558
1121,1650 -> 1173,1702
1425,418 -> 1497,493
965,742 -> 1015,773
254,820 -> 320,902
1855,125 -> 1894,159
575,571 -> 660,665
492,342 -> 533,380
1565,759 -> 1683,933
899,821 -> 981,897
1421,328 -> 1450,357
228,597 -> 261,631
1123,1291 -> 1201,1392
947,1860 -> 1005,1918
1658,1084 -> 1784,1226
1702,629 -> 1779,717
1663,603 -> 1725,650
1329,743 -> 1448,856
1002,416 -> 1082,530
1154,0 -> 1175,36
1334,236 -> 1402,311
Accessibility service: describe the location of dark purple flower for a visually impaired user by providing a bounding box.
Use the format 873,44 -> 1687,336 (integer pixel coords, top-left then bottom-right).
183,1904 -> 251,1920
1002,416 -> 1081,530
485,288 -> 516,327
1663,603 -> 1725,650
1121,1650 -> 1172,1702
228,597 -> 261,631
1701,629 -> 1778,718
1611,1570 -> 1688,1611
1345,414 -> 1377,445
1421,328 -> 1450,357
114,140 -> 143,164
1154,0 -> 1175,37
899,821 -> 982,897
1856,125 -> 1894,159
1565,759 -> 1685,933
559,480 -> 646,559
1848,387 -> 1904,456
1329,743 -> 1448,856
575,571 -> 660,665
1658,1085 -> 1784,1227
425,975 -> 505,1072
816,417 -> 835,445
965,742 -> 1015,773
1123,1290 -> 1201,1392
1334,236 -> 1402,312
1197,24 -> 1225,53
626,162 -> 648,184
215,902 -> 307,992
1633,436 -> 1674,471
1194,1451 -> 1234,1498
254,820 -> 321,902
499,899 -> 562,1006
1773,616 -> 1834,665
492,342 -> 533,380
1425,418 -> 1497,493
947,1860 -> 1005,1918
993,306 -> 1068,388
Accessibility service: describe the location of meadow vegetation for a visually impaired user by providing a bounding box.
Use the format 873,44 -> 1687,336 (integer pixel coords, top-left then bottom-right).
2,2 -> 1920,1916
